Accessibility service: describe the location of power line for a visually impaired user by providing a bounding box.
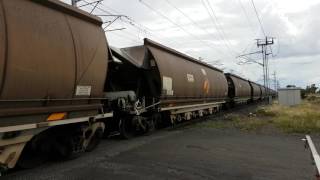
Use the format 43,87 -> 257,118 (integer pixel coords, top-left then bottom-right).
162,0 -> 232,57
201,0 -> 237,56
139,0 -> 228,56
201,0 -> 249,77
81,1 -> 162,41
250,0 -> 266,37
84,0 -> 190,48
237,0 -> 256,34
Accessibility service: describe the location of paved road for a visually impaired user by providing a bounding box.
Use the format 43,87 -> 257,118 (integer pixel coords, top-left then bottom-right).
4,126 -> 314,180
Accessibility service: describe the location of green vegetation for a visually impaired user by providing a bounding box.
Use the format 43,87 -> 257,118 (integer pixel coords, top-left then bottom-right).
257,100 -> 320,133
197,99 -> 320,134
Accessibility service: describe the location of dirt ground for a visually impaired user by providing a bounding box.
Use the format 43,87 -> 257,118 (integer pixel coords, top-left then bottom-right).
3,105 -> 317,180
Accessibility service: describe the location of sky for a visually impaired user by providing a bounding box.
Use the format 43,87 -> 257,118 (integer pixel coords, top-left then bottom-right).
63,0 -> 320,89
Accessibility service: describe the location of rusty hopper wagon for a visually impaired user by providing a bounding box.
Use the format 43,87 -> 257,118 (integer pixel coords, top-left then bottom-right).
225,73 -> 252,105
249,81 -> 262,101
107,38 -> 228,133
261,86 -> 267,99
0,0 -> 113,170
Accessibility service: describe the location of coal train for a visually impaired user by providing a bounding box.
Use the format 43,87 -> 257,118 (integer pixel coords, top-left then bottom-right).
0,0 -> 276,173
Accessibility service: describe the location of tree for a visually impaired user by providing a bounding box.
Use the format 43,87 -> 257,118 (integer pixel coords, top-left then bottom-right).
305,84 -> 318,94
286,85 -> 296,88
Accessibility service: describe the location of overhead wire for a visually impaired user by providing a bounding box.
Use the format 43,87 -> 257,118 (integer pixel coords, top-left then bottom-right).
81,1 -> 159,44
87,0 -> 192,48
203,0 -> 244,74
82,0 -> 269,71
201,0 -> 238,56
237,0 -> 256,34
250,0 -> 266,37
139,0 -> 229,57
162,0 -> 233,58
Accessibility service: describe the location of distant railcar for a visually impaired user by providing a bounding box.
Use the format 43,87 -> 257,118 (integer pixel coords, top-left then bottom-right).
225,73 -> 251,104
260,86 -> 267,99
249,81 -> 262,101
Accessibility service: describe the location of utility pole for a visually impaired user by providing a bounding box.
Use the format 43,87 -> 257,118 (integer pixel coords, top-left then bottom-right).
256,37 -> 274,95
237,37 -> 275,101
272,71 -> 277,91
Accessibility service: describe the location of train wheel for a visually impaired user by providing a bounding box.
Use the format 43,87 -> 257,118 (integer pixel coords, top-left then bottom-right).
119,117 -> 135,139
54,134 -> 84,160
133,116 -> 150,135
17,130 -> 54,169
176,114 -> 182,123
148,118 -> 156,132
85,127 -> 103,152
17,141 -> 48,169
152,113 -> 162,129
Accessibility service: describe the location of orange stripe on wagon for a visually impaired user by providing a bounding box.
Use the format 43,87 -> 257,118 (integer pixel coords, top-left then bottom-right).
47,113 -> 67,121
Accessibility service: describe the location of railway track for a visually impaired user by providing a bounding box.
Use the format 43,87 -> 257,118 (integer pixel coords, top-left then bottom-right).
167,101 -> 267,131
3,101 -> 266,177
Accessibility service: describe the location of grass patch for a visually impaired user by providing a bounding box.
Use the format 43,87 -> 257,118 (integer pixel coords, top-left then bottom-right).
197,113 -> 270,131
197,100 -> 320,134
233,117 -> 269,131
261,101 -> 320,133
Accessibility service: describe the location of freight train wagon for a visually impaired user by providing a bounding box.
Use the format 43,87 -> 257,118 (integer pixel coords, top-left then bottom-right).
0,0 -> 113,171
106,38 -> 229,137
225,73 -> 252,105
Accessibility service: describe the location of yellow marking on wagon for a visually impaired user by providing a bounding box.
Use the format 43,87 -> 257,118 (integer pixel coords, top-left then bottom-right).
47,113 -> 67,121
203,79 -> 210,94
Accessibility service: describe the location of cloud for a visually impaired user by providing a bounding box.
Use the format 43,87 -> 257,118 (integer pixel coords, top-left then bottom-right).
63,0 -> 320,88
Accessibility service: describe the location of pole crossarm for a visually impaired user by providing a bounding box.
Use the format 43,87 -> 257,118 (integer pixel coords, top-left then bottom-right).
236,51 -> 262,58
78,0 -> 103,8
236,51 -> 263,66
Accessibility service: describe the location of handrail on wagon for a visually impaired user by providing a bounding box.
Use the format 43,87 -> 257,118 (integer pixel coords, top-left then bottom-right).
303,135 -> 320,179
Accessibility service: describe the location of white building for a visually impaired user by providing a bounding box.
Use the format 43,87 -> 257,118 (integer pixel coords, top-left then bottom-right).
278,88 -> 302,106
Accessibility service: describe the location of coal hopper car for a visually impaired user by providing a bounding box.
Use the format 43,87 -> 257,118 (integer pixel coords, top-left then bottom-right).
0,0 -> 112,171
225,73 -> 251,105
107,38 -> 228,135
249,81 -> 262,101
260,86 -> 267,99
